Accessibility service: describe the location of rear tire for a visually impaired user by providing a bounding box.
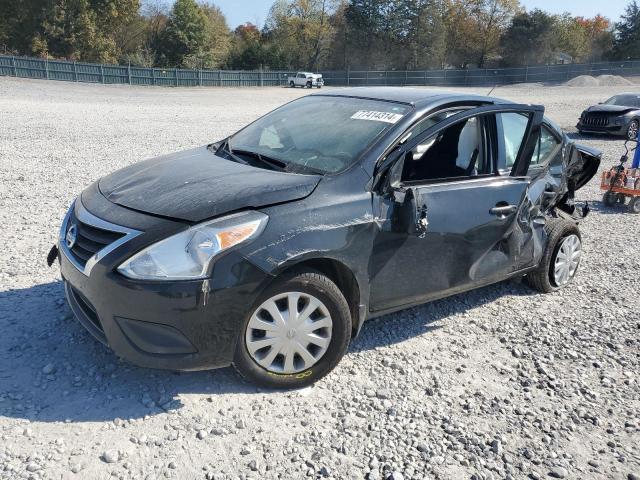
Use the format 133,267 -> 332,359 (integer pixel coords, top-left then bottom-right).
627,119 -> 639,140
629,196 -> 640,214
526,219 -> 582,293
603,191 -> 616,207
233,270 -> 351,389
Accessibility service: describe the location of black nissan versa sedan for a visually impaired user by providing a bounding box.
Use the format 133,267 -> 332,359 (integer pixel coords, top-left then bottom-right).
51,88 -> 601,388
577,93 -> 640,140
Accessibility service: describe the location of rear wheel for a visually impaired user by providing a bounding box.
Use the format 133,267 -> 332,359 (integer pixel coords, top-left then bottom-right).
629,196 -> 640,214
627,119 -> 639,140
233,270 -> 351,388
526,219 -> 582,293
603,191 -> 616,207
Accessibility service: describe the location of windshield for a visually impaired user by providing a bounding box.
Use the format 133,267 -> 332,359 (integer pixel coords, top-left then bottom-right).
228,96 -> 411,174
604,94 -> 640,107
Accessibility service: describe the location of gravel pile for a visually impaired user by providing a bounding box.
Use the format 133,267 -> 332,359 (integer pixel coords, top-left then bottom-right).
565,75 -> 601,87
0,77 -> 639,480
565,75 -> 634,87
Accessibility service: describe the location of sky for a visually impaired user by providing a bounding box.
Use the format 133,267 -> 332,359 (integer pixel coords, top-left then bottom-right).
210,0 -> 629,29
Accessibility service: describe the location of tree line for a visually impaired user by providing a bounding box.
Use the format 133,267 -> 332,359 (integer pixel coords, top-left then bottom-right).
1,0 -> 639,71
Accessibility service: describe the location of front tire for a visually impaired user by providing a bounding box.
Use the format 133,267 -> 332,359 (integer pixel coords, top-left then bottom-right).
526,219 -> 582,293
233,270 -> 351,389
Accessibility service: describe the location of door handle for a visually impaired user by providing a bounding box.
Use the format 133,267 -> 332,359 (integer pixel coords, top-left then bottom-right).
490,204 -> 517,216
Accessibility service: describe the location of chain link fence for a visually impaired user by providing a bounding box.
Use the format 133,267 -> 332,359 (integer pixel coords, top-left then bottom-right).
1,54 -> 639,88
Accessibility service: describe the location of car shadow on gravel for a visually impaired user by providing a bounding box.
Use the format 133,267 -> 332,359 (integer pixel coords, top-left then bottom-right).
0,278 -> 536,424
0,281 -> 257,424
587,200 -> 636,215
350,279 -> 536,352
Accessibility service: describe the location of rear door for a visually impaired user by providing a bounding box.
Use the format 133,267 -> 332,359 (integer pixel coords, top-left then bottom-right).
369,104 -> 544,312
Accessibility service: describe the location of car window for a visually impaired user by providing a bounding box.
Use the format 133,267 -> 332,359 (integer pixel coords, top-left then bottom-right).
229,96 -> 411,174
605,94 -> 640,107
401,116 -> 490,183
530,125 -> 561,170
402,108 -> 471,142
498,113 -> 529,169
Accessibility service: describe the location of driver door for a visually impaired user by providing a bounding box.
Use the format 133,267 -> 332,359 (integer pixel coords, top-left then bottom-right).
369,104 -> 544,312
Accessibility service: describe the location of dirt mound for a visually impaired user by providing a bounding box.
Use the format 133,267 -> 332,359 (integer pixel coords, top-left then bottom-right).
596,74 -> 634,86
565,75 -> 600,87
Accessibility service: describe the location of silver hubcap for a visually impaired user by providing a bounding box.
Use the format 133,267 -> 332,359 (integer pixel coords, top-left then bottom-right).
245,292 -> 332,374
628,121 -> 638,140
553,234 -> 581,287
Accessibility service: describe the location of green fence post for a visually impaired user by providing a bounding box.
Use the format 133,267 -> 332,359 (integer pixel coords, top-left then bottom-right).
11,56 -> 17,76
198,68 -> 202,87
218,70 -> 222,87
73,61 -> 78,81
260,68 -> 264,87
45,58 -> 49,79
151,68 -> 155,86
100,64 -> 104,83
175,68 -> 178,87
127,63 -> 132,85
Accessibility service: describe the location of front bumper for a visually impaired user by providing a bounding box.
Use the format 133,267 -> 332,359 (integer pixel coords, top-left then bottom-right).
58,192 -> 272,371
576,120 -> 626,136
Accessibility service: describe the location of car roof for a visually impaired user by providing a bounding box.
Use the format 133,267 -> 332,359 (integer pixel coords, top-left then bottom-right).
311,87 -> 509,108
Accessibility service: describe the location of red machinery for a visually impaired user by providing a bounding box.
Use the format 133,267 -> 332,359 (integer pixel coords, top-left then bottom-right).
601,142 -> 640,213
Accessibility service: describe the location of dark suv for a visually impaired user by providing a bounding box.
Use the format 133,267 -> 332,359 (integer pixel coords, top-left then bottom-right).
577,93 -> 640,140
52,88 -> 600,388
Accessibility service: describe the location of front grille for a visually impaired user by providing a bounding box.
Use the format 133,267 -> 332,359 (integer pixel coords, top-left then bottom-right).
66,209 -> 125,269
582,114 -> 610,127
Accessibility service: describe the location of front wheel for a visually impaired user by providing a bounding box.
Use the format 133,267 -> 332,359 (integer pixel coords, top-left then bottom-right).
233,270 -> 351,388
627,119 -> 639,140
526,219 -> 582,293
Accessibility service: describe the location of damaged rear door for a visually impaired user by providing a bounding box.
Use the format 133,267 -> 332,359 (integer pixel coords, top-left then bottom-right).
368,104 -> 544,312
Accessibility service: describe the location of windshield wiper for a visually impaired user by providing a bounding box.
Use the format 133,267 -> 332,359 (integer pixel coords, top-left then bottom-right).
232,149 -> 288,172
214,139 -> 249,165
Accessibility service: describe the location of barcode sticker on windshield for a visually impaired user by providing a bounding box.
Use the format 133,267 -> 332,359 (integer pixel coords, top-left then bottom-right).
351,110 -> 404,124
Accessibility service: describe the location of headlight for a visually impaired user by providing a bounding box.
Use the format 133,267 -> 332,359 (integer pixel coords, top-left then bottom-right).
118,211 -> 268,280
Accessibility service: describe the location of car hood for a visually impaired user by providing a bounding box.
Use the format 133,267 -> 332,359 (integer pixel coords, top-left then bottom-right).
98,146 -> 321,222
585,104 -> 637,115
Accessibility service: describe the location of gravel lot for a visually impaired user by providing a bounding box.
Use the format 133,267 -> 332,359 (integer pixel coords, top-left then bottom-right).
0,77 -> 638,480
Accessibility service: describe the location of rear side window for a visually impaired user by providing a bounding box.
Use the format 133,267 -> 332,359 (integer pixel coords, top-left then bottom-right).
530,125 -> 561,169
